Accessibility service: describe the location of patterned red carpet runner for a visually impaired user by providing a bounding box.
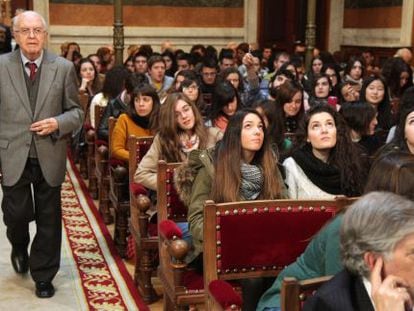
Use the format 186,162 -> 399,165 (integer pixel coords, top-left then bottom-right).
64,159 -> 149,311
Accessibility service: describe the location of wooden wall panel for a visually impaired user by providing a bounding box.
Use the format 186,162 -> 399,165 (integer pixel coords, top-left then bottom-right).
343,6 -> 401,28
49,3 -> 243,28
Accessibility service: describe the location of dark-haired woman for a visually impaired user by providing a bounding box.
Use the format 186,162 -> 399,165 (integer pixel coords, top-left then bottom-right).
359,75 -> 393,134
308,74 -> 332,108
340,101 -> 382,156
283,105 -> 366,199
111,84 -> 159,162
342,56 -> 364,88
383,86 -> 414,155
206,81 -> 241,132
77,58 -> 102,98
178,109 -> 286,309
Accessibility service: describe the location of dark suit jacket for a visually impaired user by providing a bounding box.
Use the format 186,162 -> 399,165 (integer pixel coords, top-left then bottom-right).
0,49 -> 84,186
303,269 -> 375,311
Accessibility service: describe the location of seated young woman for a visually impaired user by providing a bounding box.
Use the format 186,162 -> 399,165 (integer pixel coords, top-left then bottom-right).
381,86 -> 414,155
340,101 -> 383,156
308,73 -> 332,108
283,104 -> 366,199
110,84 -> 160,162
205,80 -> 241,132
134,92 -> 222,191
176,109 -> 287,309
257,150 -> 414,311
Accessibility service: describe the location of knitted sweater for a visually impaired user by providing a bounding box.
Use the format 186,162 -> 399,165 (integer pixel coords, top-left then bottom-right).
110,113 -> 151,162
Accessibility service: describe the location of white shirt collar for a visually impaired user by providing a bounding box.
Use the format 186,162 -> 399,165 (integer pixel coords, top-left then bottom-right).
362,277 -> 376,311
20,50 -> 43,68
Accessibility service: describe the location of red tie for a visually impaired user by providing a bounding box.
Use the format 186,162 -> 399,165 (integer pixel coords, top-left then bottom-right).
26,62 -> 37,81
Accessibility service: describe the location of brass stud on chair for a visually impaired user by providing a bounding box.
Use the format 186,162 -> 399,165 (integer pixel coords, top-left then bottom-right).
321,205 -> 326,210
225,210 -> 230,215
216,225 -> 221,230
287,206 -> 292,211
216,211 -> 220,216
276,207 -> 281,212
242,208 -> 247,213
233,209 -> 238,214
264,207 -> 269,212
253,208 -> 258,213
309,206 -> 314,211
217,241 -> 221,246
216,254 -> 221,259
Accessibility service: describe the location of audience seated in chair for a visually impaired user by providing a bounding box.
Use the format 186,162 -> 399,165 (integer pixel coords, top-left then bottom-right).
283,104 -> 367,199
258,151 -> 414,310
97,72 -> 148,141
175,109 -> 287,310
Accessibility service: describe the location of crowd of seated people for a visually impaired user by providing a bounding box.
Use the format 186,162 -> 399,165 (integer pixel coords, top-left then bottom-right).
59,39 -> 414,310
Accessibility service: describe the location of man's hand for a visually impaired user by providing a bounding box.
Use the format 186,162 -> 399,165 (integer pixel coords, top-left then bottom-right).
371,257 -> 413,311
30,118 -> 59,136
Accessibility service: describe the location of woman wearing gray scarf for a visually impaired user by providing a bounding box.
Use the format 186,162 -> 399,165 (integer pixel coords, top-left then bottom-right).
175,108 -> 287,310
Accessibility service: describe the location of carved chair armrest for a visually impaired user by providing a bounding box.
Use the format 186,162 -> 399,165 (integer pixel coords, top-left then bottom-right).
208,280 -> 242,311
130,184 -> 151,237
96,144 -> 109,173
159,220 -> 190,286
109,161 -> 129,202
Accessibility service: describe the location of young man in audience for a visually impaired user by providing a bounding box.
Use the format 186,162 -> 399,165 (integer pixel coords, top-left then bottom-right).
146,55 -> 173,100
176,52 -> 194,72
133,51 -> 148,74
199,57 -> 219,102
218,48 -> 235,72
260,51 -> 291,98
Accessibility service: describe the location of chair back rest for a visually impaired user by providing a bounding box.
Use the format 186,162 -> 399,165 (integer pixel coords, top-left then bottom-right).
128,135 -> 154,181
203,198 -> 352,286
157,160 -> 187,222
108,117 -> 117,158
280,276 -> 332,311
78,91 -> 89,114
94,105 -> 106,131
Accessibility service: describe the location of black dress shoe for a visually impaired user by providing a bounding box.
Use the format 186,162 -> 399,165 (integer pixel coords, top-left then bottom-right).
35,281 -> 55,298
11,248 -> 29,274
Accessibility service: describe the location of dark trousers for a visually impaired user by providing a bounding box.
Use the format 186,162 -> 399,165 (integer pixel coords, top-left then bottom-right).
1,158 -> 62,282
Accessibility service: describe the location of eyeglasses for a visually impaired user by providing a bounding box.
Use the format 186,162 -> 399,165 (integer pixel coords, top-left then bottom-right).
15,28 -> 45,37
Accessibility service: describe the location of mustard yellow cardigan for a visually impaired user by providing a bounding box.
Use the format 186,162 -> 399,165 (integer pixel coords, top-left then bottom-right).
110,113 -> 151,162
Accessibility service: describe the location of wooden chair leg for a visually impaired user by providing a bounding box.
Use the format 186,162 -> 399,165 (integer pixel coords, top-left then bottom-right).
114,205 -> 128,258
88,160 -> 98,199
79,147 -> 88,180
99,180 -> 113,224
139,249 -> 158,303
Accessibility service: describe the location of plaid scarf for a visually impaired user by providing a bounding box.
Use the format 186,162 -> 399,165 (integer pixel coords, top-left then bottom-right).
240,162 -> 263,200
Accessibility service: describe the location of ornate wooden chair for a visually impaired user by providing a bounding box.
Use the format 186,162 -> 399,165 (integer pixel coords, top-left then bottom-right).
84,105 -> 106,199
77,91 -> 90,179
280,276 -> 332,311
94,116 -> 116,224
156,159 -> 208,310
109,135 -> 153,258
202,197 -> 352,310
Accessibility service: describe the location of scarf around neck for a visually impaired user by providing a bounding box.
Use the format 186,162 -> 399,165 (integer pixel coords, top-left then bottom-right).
130,113 -> 150,130
240,162 -> 264,200
292,144 -> 342,195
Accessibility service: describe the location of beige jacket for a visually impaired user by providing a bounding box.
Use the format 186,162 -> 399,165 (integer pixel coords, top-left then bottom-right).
134,127 -> 223,190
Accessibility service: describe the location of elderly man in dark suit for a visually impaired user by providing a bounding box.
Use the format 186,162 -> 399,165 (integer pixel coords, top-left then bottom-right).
0,11 -> 83,298
304,192 -> 414,311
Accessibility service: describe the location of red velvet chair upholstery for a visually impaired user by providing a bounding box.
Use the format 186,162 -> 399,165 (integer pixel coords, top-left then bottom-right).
280,276 -> 332,311
95,117 -> 117,224
110,135 -> 153,258
203,197 -> 353,310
